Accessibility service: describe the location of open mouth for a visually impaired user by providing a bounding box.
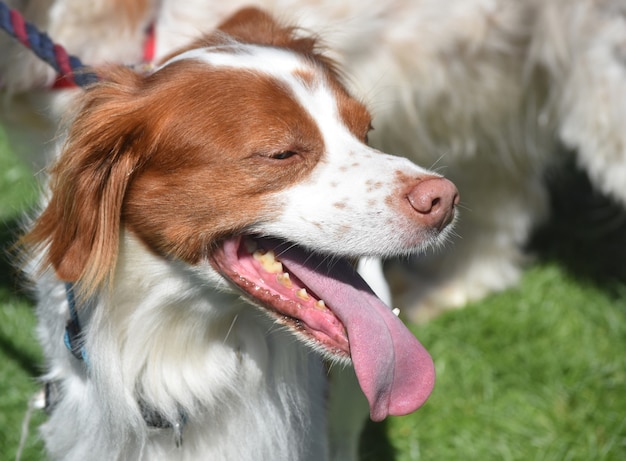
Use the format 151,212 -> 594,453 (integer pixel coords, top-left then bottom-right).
210,235 -> 435,421
211,236 -> 351,357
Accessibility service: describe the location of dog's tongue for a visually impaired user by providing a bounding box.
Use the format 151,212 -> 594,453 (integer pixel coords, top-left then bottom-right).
268,242 -> 435,421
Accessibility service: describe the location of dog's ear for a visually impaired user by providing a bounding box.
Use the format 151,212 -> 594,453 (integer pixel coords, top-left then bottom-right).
23,67 -> 150,296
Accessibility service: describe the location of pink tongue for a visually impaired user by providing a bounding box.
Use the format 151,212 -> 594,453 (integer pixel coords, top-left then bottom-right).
264,240 -> 435,421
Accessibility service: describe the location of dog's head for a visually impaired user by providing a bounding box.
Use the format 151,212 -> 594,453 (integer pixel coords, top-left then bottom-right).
25,8 -> 458,421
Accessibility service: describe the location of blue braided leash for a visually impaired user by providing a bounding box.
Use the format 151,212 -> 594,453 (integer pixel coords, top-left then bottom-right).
0,1 -> 98,88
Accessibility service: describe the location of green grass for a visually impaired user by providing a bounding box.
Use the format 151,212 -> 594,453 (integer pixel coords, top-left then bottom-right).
0,126 -> 45,461
1,126 -> 625,460
383,268 -> 626,461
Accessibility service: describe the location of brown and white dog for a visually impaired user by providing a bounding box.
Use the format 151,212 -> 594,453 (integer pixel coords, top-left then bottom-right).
19,8 -> 458,460
3,0 -> 626,321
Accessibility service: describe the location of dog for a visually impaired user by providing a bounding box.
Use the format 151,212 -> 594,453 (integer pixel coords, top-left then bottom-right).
18,8 -> 458,460
3,0 -> 626,322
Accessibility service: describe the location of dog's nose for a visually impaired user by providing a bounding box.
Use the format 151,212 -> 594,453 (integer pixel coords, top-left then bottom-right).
407,177 -> 459,230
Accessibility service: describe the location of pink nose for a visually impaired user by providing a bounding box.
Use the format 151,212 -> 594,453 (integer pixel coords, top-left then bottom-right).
407,177 -> 459,230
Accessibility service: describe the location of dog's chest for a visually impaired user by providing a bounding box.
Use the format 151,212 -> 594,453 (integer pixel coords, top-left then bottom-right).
145,317 -> 330,460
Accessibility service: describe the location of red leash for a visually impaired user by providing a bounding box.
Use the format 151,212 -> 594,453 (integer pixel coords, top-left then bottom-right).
0,2 -> 98,88
50,23 -> 157,90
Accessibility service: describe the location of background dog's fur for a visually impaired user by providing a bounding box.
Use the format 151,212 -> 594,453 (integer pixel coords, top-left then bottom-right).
3,0 -> 625,322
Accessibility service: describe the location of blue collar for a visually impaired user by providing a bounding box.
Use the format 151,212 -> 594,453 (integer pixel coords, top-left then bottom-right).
64,283 -> 88,362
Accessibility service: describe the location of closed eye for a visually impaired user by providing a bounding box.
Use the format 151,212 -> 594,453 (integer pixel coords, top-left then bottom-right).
270,150 -> 298,160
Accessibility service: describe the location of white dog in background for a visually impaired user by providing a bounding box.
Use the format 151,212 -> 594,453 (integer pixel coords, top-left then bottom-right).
2,0 -> 626,321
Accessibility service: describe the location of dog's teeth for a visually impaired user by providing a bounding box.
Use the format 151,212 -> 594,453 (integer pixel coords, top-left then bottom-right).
267,261 -> 283,273
296,288 -> 310,300
315,300 -> 326,310
253,249 -> 283,273
277,273 -> 293,288
392,308 -> 400,316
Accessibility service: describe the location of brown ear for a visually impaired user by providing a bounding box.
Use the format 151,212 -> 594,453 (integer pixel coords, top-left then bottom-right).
23,67 -> 148,295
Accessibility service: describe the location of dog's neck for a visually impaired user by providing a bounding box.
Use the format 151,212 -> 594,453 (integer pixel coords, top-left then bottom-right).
46,231 -> 329,459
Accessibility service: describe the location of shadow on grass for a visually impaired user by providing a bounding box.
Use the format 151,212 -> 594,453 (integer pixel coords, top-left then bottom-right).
531,153 -> 626,296
0,216 -> 23,288
360,419 -> 396,461
0,215 -> 40,377
0,327 -> 41,378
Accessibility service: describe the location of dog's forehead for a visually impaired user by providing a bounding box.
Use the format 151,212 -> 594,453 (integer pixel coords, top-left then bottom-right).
159,43 -> 370,143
